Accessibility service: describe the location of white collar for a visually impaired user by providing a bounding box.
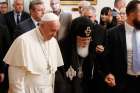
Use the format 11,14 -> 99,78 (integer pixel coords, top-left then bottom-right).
14,11 -> 22,16
36,27 -> 44,41
125,22 -> 134,32
31,17 -> 39,27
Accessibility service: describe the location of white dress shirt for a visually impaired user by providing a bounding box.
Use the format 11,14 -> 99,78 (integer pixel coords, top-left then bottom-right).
31,17 -> 39,27
14,12 -> 21,24
125,22 -> 140,75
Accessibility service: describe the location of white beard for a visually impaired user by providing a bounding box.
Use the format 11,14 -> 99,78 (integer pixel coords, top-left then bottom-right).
77,45 -> 89,58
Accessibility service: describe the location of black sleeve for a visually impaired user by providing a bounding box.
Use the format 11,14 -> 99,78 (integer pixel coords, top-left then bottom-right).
104,29 -> 114,74
0,24 -> 11,73
13,24 -> 23,40
93,24 -> 110,78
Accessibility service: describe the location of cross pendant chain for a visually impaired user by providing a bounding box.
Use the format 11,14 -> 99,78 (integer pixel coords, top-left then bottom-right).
47,64 -> 52,74
36,29 -> 52,74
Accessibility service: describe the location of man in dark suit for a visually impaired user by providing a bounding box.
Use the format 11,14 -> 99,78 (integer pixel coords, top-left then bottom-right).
0,23 -> 10,93
4,0 -> 30,41
13,0 -> 45,39
106,1 -> 140,93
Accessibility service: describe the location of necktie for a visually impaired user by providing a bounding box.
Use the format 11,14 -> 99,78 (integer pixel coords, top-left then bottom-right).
132,29 -> 140,73
16,13 -> 20,24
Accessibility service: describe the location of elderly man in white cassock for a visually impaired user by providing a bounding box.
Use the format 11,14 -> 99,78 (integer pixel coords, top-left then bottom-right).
3,13 -> 64,93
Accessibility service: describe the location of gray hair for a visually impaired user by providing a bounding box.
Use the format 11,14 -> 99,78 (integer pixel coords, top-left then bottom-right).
82,6 -> 96,14
41,13 -> 59,22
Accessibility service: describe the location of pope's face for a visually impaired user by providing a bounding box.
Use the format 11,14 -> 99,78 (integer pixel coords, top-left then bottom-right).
42,21 -> 60,40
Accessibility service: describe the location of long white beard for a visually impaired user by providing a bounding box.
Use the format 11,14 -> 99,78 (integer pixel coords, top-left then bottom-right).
77,45 -> 89,58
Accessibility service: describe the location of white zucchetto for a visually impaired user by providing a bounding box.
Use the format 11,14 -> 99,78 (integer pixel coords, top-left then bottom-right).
41,13 -> 59,22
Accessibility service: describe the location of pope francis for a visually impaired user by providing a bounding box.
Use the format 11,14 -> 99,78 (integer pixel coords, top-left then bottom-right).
3,13 -> 64,93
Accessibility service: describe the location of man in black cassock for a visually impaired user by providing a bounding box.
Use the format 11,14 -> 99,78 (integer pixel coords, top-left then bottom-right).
65,15 -> 112,93
65,16 -> 105,93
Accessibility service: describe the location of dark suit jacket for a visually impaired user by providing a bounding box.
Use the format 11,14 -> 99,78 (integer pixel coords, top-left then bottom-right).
107,24 -> 127,88
13,18 -> 36,39
93,23 -> 106,45
4,11 -> 30,41
0,24 -> 10,73
0,14 -> 6,25
92,24 -> 110,77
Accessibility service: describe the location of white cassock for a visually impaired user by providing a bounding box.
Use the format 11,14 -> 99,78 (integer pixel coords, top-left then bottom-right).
3,27 -> 64,93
